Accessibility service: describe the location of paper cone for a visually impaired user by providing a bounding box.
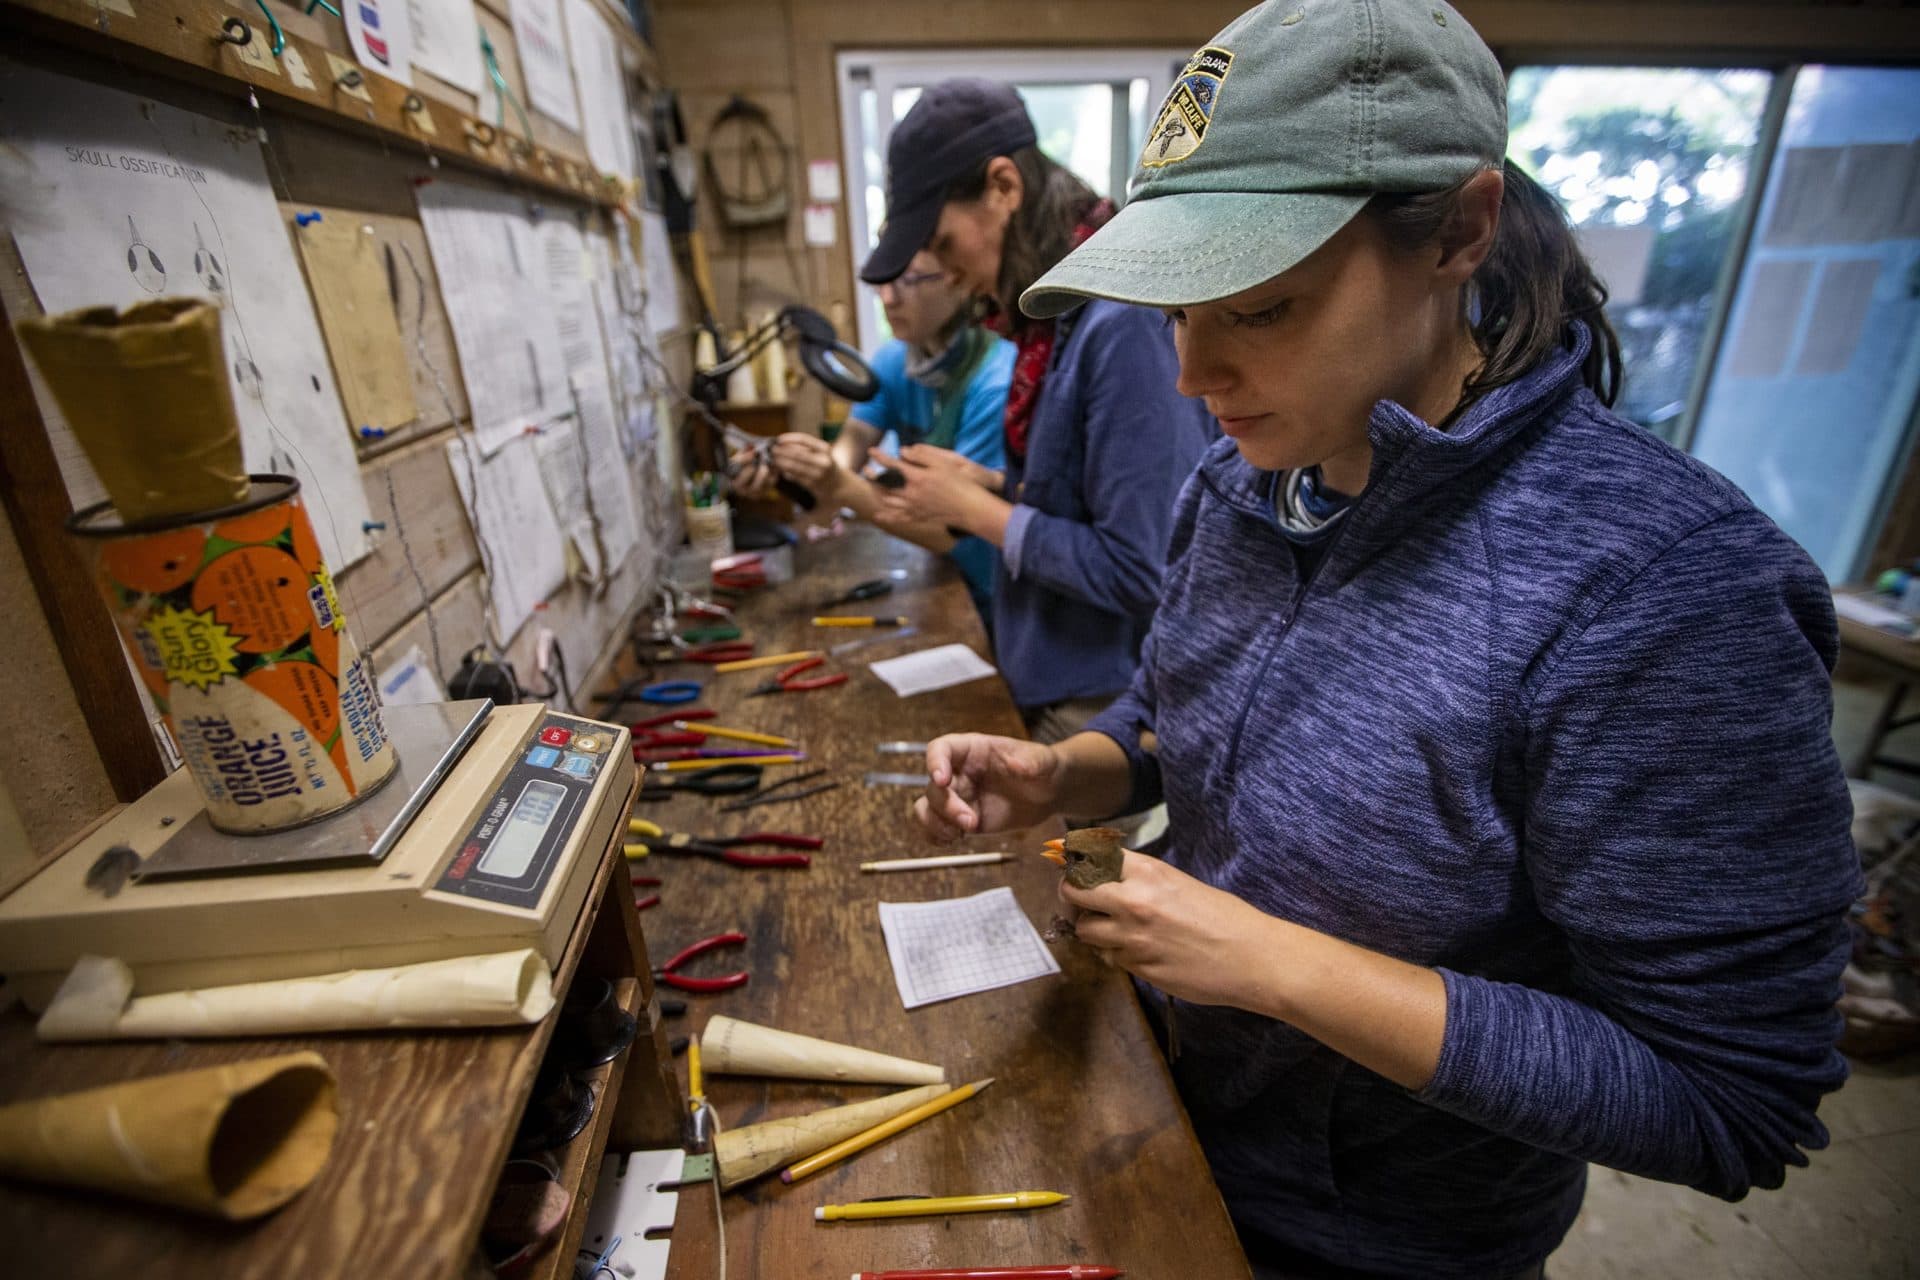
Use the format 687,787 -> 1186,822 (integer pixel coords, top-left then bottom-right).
16,298 -> 247,521
0,1051 -> 338,1219
713,1083 -> 948,1188
702,1016 -> 945,1086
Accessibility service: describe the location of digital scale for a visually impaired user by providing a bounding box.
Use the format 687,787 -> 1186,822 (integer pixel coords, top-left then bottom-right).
0,699 -> 633,1009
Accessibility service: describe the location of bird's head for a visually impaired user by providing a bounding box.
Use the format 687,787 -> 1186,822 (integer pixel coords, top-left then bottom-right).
1041,827 -> 1127,889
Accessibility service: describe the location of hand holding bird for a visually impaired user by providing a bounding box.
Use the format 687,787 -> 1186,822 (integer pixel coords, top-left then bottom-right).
1039,827 -> 1128,942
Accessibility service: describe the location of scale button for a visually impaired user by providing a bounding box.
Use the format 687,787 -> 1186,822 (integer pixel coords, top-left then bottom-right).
559,753 -> 598,779
539,726 -> 573,748
525,745 -> 561,768
573,734 -> 602,754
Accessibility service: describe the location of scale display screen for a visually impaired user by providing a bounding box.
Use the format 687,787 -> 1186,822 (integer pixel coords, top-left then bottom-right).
478,780 -> 568,879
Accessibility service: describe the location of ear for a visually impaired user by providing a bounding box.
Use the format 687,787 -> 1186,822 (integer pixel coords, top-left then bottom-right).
1435,168 -> 1503,286
986,154 -> 1025,215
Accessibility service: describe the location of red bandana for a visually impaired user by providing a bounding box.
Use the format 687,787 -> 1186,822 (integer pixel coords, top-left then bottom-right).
998,198 -> 1115,460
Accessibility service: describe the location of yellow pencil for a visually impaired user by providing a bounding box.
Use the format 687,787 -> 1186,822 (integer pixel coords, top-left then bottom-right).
674,721 -> 796,748
688,1036 -> 705,1112
811,616 -> 910,628
712,649 -> 822,674
648,754 -> 807,771
814,1190 -> 1068,1221
779,1078 -> 994,1184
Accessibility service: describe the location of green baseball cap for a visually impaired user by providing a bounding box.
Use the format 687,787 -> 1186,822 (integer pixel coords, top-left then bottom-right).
1020,0 -> 1507,319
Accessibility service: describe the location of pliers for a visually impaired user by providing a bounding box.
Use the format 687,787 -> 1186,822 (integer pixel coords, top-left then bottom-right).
636,762 -> 764,801
632,709 -> 716,753
626,819 -> 815,868
654,931 -> 749,993
748,655 -> 849,696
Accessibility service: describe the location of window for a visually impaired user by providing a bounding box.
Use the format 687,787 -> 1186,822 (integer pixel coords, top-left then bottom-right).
837,49 -> 1186,351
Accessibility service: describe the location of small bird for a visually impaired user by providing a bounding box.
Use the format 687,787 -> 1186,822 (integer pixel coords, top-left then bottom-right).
1039,827 -> 1127,941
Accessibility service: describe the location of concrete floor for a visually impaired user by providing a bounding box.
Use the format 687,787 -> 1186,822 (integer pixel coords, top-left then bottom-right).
1549,674 -> 1920,1280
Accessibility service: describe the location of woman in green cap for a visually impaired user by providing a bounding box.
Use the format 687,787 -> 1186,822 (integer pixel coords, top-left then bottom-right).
912,2 -> 1860,1277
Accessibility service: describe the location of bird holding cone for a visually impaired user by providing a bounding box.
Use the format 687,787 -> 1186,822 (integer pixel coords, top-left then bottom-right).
1039,826 -> 1127,941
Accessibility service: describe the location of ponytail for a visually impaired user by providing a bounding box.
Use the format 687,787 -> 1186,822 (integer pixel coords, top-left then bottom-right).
1368,160 -> 1622,407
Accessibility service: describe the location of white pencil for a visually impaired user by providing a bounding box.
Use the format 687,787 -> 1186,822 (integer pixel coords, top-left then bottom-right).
859,852 -> 1012,873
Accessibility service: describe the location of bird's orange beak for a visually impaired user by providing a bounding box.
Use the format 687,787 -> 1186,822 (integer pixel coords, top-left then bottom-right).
1040,837 -> 1067,866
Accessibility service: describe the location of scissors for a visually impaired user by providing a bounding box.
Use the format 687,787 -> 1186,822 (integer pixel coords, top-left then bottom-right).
747,655 -> 849,697
654,931 -> 749,993
626,819 -> 815,868
637,762 -> 764,801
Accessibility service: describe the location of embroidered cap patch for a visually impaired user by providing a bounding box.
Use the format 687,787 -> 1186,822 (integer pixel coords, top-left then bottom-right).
1143,45 -> 1234,168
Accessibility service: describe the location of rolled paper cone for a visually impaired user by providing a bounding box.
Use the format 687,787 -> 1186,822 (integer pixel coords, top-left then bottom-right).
702,1015 -> 945,1086
16,298 -> 248,521
713,1083 -> 948,1189
37,951 -> 556,1042
0,1051 -> 338,1219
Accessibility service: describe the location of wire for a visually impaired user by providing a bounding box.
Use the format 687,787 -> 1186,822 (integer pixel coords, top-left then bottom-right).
479,31 -> 537,154
711,1158 -> 728,1280
249,0 -> 285,55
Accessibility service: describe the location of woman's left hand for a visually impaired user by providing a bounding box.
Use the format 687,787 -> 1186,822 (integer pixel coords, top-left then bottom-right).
871,445 -> 996,532
1061,851 -> 1281,1009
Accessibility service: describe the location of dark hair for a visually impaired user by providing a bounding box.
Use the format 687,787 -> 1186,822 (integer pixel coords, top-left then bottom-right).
1367,160 -> 1622,408
942,146 -> 1099,334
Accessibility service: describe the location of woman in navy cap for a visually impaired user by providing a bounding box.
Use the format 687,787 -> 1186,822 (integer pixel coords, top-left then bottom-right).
913,2 -> 1860,1277
857,78 -> 1217,745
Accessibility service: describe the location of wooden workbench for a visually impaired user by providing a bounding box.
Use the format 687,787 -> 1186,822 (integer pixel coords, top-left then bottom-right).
0,768 -> 684,1280
636,526 -> 1251,1279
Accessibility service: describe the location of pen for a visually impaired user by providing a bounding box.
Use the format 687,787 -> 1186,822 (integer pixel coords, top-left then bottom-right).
713,649 -> 823,674
674,720 -> 797,748
812,616 -> 910,628
782,1078 -> 993,1183
818,1191 -> 1068,1221
860,853 -> 1011,873
649,754 -> 807,771
849,1269 -> 1122,1280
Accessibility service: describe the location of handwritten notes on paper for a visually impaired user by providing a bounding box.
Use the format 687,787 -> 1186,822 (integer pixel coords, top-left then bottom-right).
0,61 -> 373,567
878,887 -> 1061,1009
292,214 -> 419,436
509,0 -> 581,131
564,0 -> 634,181
447,433 -> 568,640
415,178 -> 567,454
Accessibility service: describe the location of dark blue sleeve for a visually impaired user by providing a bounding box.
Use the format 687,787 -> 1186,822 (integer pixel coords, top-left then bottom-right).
1011,307 -> 1206,620
1420,510 -> 1862,1199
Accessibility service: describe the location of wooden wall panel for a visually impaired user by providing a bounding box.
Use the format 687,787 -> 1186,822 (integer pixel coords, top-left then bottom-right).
336,430 -> 483,649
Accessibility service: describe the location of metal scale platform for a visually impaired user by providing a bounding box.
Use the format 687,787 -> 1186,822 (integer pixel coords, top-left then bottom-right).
0,699 -> 633,1009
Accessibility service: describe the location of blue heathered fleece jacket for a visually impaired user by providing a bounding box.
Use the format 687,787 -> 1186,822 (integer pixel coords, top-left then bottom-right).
1086,329 -> 1862,1278
995,299 -> 1217,708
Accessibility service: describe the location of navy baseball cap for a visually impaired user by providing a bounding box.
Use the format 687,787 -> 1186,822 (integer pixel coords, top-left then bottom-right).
860,79 -> 1038,285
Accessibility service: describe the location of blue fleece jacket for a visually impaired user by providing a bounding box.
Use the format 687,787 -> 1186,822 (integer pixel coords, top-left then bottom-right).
1087,329 -> 1861,1277
995,300 -> 1216,708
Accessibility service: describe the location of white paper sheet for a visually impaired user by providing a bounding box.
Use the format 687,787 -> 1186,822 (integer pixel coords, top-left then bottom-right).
534,415 -> 605,578
0,61 -> 374,567
377,644 -> 448,706
635,207 -> 682,337
406,0 -> 484,95
1834,592 -> 1917,635
803,203 -> 837,248
344,0 -> 414,87
563,0 -> 633,181
509,0 -> 581,131
415,179 -> 568,453
447,433 -> 569,639
869,643 -> 999,697
878,887 -> 1060,1009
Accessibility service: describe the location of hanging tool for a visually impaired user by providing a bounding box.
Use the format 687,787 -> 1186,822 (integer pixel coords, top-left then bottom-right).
626,819 -> 815,868
747,655 -> 849,697
636,763 -> 764,801
654,931 -> 749,993
818,579 -> 894,609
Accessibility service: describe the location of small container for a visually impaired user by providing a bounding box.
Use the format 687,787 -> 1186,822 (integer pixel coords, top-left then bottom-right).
685,498 -> 733,562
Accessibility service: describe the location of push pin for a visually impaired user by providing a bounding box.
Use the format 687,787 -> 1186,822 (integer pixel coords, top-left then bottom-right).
295,210 -> 323,227
362,520 -> 388,534
357,425 -> 388,440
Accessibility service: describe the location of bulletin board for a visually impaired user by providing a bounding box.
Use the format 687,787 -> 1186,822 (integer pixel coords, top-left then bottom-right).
0,0 -> 689,849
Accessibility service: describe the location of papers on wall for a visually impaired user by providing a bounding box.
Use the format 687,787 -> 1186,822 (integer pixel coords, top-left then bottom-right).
406,0 -> 484,95
635,207 -> 682,338
377,644 -> 449,706
564,0 -> 634,181
0,61 -> 373,567
807,159 -> 840,202
535,418 -> 603,578
292,214 -> 419,434
587,226 -> 649,453
878,887 -> 1060,1009
508,0 -> 581,131
447,433 -> 568,639
869,644 -> 999,698
415,178 -> 567,453
343,0 -> 414,86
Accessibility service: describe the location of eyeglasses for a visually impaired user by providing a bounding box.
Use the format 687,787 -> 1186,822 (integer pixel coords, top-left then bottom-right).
887,270 -> 949,291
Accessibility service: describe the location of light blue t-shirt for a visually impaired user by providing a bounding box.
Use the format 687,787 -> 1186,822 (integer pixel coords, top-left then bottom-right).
849,336 -> 1013,609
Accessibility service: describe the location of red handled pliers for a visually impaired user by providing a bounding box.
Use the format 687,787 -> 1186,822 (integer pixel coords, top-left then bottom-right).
630,875 -> 662,911
654,931 -> 749,993
747,655 -> 848,696
632,709 -> 716,759
627,821 -> 816,868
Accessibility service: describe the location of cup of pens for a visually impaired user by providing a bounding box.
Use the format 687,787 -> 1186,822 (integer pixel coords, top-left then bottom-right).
686,473 -> 734,563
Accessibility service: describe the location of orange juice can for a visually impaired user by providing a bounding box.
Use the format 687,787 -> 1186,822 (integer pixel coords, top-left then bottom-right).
70,475 -> 397,833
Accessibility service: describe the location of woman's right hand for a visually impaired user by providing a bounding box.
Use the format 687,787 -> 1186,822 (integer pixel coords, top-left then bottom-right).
768,433 -> 842,492
728,446 -> 775,498
915,733 -> 1065,840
